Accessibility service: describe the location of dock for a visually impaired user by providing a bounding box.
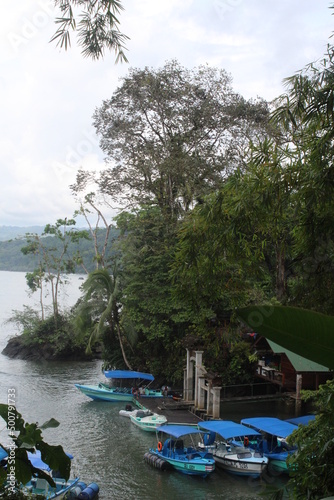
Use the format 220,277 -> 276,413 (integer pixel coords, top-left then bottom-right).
137,396 -> 200,425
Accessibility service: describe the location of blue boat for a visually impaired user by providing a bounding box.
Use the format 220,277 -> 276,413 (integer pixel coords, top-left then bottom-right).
144,424 -> 215,477
75,369 -> 155,402
1,448 -> 87,499
285,415 -> 316,426
198,420 -> 268,478
240,417 -> 298,474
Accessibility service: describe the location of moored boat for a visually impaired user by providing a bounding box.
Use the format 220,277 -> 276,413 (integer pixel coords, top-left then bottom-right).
4,449 -> 97,499
75,369 -> 155,402
285,415 -> 315,426
240,417 -> 298,474
198,420 -> 268,478
130,409 -> 167,432
145,424 -> 215,477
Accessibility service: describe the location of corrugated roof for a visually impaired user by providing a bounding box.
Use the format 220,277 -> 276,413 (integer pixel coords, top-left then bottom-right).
268,340 -> 330,372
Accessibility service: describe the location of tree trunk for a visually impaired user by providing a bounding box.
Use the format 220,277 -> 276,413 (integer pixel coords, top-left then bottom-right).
116,323 -> 133,370
276,245 -> 286,301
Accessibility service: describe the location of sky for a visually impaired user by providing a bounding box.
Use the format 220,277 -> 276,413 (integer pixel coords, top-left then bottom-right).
0,0 -> 333,227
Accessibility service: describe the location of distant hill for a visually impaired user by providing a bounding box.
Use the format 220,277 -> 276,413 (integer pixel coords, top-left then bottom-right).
0,226 -> 44,241
0,226 -> 119,272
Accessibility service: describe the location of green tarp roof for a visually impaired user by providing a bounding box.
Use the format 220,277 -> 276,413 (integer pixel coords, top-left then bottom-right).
268,340 -> 330,372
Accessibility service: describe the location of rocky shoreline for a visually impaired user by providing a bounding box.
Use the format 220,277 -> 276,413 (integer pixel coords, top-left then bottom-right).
2,335 -> 97,361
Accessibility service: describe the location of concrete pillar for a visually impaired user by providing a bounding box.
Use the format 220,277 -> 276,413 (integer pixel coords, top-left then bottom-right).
207,381 -> 213,416
183,367 -> 187,401
198,378 -> 206,410
194,351 -> 203,406
296,373 -> 303,400
185,349 -> 194,401
212,387 -> 221,419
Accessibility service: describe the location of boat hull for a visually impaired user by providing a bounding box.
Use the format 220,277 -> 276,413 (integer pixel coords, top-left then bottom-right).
213,451 -> 267,478
75,384 -> 134,402
130,412 -> 167,432
24,477 -> 80,499
149,449 -> 215,477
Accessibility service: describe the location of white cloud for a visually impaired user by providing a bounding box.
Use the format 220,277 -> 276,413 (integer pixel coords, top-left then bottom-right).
0,0 -> 333,225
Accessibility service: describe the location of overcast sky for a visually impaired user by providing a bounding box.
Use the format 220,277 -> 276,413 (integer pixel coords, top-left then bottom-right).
0,0 -> 333,227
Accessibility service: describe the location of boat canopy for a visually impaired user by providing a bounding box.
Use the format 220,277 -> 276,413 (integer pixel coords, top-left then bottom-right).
104,370 -> 154,381
27,450 -> 51,471
198,420 -> 261,439
0,446 -> 8,461
285,415 -> 315,426
158,424 -> 202,438
27,450 -> 73,471
241,417 -> 297,439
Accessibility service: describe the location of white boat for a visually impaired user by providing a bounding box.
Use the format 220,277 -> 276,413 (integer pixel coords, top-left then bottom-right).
119,405 -> 150,418
198,420 -> 268,478
129,409 -> 167,432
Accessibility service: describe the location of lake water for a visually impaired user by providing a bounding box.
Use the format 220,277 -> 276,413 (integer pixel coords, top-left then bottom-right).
0,271 -> 308,499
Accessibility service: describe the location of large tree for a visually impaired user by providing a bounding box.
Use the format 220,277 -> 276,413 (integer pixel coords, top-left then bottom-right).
73,60 -> 269,221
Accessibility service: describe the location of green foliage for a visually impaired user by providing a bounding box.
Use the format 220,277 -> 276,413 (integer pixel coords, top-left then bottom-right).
74,268 -> 133,368
287,380 -> 334,499
6,309 -> 90,359
51,0 -> 129,61
0,404 -> 70,491
6,306 -> 40,334
225,341 -> 258,384
91,60 -> 269,222
237,305 -> 334,369
113,207 -> 189,380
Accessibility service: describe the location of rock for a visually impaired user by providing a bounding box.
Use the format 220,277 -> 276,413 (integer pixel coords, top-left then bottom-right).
2,335 -> 97,361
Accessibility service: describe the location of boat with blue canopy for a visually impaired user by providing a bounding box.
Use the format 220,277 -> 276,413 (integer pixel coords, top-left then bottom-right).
75,369 -> 155,402
240,417 -> 298,473
144,424 -> 215,477
285,415 -> 316,426
197,420 -> 268,478
0,448 -> 95,499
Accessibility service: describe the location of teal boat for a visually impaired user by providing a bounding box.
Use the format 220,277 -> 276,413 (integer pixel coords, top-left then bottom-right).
75,369 -> 155,402
240,417 -> 298,474
144,424 -> 215,477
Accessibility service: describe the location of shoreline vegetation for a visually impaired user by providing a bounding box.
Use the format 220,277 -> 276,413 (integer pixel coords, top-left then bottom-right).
1,334 -> 101,361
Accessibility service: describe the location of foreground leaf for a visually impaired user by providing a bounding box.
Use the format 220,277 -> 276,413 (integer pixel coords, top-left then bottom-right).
236,305 -> 334,369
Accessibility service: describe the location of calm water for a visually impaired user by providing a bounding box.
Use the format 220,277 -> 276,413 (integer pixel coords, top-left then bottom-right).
0,271 -> 308,499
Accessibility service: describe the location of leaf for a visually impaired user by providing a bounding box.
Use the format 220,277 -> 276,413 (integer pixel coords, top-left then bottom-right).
0,405 -> 25,433
36,442 -> 71,481
236,305 -> 334,369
